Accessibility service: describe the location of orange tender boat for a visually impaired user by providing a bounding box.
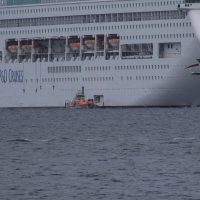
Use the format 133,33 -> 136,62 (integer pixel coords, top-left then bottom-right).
68,92 -> 94,108
108,38 -> 120,48
8,45 -> 18,52
84,39 -> 95,48
21,43 -> 39,51
84,40 -> 95,44
108,38 -> 120,43
21,44 -> 32,50
70,42 -> 80,51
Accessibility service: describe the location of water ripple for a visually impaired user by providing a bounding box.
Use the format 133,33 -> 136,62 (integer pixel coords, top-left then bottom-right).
0,108 -> 200,200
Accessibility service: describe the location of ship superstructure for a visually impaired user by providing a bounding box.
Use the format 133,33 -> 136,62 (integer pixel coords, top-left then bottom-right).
0,0 -> 200,107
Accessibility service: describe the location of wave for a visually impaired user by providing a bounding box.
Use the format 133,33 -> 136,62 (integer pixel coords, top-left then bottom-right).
173,137 -> 195,140
39,139 -> 49,142
8,138 -> 31,142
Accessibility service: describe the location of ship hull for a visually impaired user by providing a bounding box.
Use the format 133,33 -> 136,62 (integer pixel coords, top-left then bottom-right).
1,43 -> 200,108
0,0 -> 200,107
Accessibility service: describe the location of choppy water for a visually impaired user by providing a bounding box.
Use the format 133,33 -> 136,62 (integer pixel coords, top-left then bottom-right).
0,108 -> 200,200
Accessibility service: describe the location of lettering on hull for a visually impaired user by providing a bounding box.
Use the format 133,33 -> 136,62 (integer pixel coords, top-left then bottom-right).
0,69 -> 23,83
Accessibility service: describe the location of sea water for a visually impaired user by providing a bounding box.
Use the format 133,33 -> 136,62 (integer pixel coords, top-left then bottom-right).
0,108 -> 200,200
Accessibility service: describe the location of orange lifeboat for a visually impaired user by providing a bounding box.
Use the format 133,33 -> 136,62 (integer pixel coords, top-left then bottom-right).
21,44 -> 32,51
108,38 -> 120,48
70,42 -> 80,51
8,45 -> 18,53
84,39 -> 95,49
21,44 -> 39,52
21,44 -> 32,49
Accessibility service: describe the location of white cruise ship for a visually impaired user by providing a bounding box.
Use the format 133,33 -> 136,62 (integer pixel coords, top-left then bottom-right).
0,0 -> 200,108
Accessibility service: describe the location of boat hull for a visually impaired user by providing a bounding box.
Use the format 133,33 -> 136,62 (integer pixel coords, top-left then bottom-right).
1,50 -> 200,108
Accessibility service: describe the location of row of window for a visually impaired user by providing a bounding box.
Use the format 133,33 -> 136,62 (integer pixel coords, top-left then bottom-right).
83,77 -> 114,82
122,33 -> 195,41
26,77 -> 79,83
42,77 -> 79,83
82,76 -> 165,81
85,66 -> 111,71
21,75 -> 191,84
0,10 -> 185,29
84,65 -> 170,71
136,76 -> 164,81
0,1 -> 184,16
0,29 -> 194,43
2,20 -> 190,34
46,65 -> 174,72
34,76 -> 115,83
0,19 -> 192,36
47,65 -> 185,73
47,66 -> 81,73
115,65 -> 170,70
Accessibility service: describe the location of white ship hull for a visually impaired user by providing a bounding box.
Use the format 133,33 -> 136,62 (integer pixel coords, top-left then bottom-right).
1,52 -> 200,108
0,0 -> 200,107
